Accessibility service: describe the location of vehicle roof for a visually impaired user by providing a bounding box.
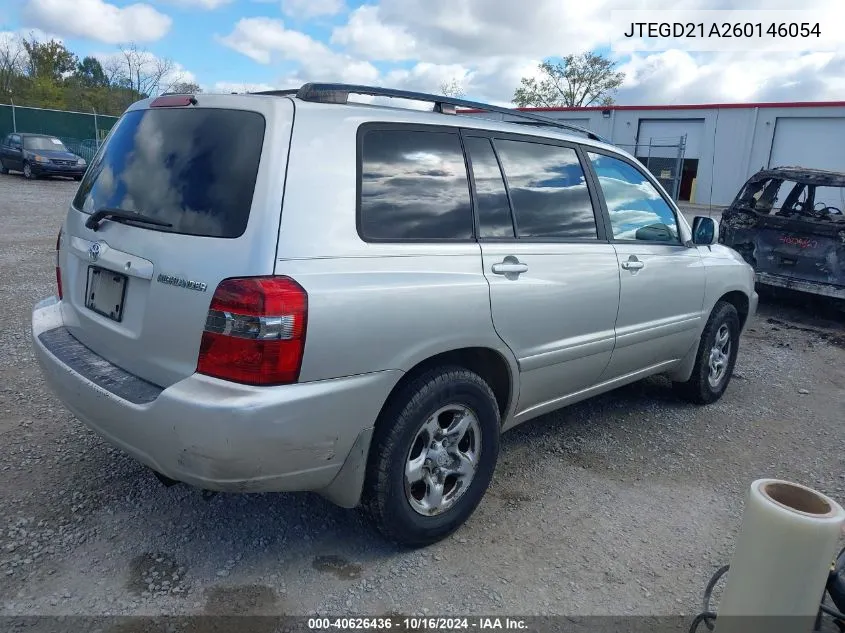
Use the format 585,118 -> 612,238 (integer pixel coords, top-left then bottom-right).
288,95 -> 623,154
133,91 -> 623,157
748,167 -> 845,187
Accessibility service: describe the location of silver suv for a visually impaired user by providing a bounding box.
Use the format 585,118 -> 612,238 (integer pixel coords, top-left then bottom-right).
32,84 -> 757,546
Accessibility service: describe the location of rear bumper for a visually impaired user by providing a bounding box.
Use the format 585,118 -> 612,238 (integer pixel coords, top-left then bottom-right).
756,272 -> 845,300
32,297 -> 399,500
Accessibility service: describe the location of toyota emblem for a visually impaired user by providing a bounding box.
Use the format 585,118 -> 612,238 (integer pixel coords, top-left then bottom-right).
88,242 -> 101,262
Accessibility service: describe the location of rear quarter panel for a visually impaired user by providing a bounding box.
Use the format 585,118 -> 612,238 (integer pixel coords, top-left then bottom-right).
275,104 -> 519,398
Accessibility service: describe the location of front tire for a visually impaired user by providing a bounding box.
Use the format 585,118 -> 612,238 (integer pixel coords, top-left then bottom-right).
23,162 -> 36,180
362,366 -> 500,547
673,301 -> 740,404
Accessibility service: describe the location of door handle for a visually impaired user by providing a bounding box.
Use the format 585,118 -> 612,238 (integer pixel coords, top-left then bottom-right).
492,262 -> 528,275
621,260 -> 644,271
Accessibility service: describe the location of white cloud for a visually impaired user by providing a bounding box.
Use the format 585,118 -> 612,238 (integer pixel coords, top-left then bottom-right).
23,0 -> 171,44
331,5 -> 415,61
158,0 -> 233,8
219,17 -> 379,84
218,17 -> 325,64
332,0 -> 612,65
281,0 -> 344,19
616,50 -> 845,105
211,81 -> 277,93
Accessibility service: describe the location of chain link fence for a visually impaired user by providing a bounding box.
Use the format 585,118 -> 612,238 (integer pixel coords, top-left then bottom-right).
617,135 -> 687,201
57,138 -> 101,162
1,103 -> 117,163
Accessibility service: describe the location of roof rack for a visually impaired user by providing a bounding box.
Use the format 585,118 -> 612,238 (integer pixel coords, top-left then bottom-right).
253,83 -> 609,143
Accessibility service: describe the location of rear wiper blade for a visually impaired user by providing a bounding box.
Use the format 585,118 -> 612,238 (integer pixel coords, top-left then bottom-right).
85,207 -> 173,232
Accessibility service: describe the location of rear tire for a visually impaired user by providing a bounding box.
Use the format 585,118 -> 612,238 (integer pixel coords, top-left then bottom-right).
0,161 -> 8,175
73,175 -> 82,181
362,366 -> 500,547
23,162 -> 36,180
673,301 -> 740,404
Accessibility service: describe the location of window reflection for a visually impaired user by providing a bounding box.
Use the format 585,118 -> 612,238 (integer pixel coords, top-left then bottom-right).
465,137 -> 513,238
360,130 -> 472,240
588,153 -> 680,242
73,109 -> 265,238
495,140 -> 597,239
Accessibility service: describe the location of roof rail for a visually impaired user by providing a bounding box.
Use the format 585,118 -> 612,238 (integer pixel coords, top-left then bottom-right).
251,89 -> 299,97
263,83 -> 609,143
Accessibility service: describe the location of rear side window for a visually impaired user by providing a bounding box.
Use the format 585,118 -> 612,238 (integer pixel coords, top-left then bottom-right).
494,139 -> 597,239
359,129 -> 473,240
73,108 -> 265,239
464,137 -> 514,238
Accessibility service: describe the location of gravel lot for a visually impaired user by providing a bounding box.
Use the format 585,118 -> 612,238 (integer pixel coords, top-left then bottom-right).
1,174 -> 843,620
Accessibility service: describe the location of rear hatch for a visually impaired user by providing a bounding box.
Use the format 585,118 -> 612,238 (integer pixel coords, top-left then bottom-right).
751,215 -> 845,285
58,95 -> 294,387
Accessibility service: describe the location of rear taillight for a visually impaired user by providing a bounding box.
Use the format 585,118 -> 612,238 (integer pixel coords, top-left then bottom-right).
196,277 -> 308,386
56,227 -> 63,300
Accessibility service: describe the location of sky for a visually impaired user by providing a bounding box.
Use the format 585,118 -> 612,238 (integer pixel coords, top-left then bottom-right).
1,0 -> 844,106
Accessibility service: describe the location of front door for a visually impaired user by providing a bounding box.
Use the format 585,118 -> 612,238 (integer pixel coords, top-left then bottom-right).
585,151 -> 706,380
463,133 -> 620,422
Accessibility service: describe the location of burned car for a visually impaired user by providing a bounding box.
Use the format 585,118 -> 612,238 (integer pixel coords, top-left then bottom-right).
719,167 -> 845,301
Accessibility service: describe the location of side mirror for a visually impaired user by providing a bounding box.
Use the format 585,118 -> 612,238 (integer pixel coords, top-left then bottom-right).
634,223 -> 673,242
692,216 -> 715,245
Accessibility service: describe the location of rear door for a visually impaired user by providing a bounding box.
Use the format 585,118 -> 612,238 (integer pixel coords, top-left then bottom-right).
465,132 -> 620,419
59,95 -> 294,387
584,150 -> 706,380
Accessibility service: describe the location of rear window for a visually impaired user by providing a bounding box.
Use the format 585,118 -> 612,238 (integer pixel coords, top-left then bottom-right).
358,128 -> 473,241
73,108 -> 265,239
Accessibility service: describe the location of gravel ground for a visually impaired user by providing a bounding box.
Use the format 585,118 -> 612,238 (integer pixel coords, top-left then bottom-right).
1,173 -> 843,619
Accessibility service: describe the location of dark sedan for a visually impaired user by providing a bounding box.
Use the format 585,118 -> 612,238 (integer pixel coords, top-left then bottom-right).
0,133 -> 87,180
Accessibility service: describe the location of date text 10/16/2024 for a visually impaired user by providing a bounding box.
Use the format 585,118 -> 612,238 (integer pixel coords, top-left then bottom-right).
308,618 -> 528,630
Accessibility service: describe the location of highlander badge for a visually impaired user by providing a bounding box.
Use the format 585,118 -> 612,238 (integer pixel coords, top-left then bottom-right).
156,274 -> 207,292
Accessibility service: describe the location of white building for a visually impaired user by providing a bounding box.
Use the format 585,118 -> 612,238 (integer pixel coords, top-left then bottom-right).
465,101 -> 845,207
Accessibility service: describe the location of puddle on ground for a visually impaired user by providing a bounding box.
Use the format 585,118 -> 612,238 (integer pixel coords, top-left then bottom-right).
126,552 -> 184,595
204,584 -> 281,615
312,554 -> 363,580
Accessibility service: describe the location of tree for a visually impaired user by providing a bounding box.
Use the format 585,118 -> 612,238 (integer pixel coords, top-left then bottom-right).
439,78 -> 465,99
108,43 -> 181,99
22,38 -> 77,82
73,56 -> 109,88
0,34 -> 25,95
513,52 -> 624,108
169,81 -> 202,94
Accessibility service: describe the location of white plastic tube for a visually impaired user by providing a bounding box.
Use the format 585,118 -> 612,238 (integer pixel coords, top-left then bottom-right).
715,479 -> 845,633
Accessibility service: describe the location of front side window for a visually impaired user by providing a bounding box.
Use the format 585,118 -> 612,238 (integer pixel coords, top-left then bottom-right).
495,139 -> 597,239
588,152 -> 680,242
359,129 -> 473,240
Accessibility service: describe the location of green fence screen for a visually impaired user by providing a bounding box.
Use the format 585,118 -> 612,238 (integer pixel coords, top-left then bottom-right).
0,104 -> 120,161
